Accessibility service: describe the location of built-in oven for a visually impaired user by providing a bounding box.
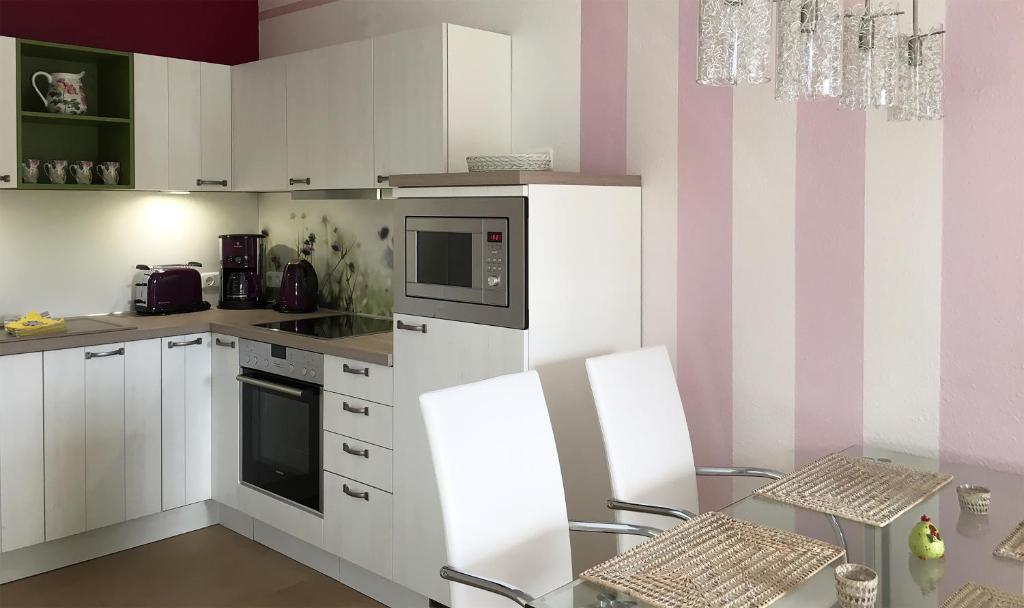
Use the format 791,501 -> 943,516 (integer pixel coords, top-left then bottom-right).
394,196 -> 526,329
238,340 -> 324,514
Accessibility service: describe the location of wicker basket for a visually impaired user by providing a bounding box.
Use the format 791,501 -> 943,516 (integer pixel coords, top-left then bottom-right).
835,564 -> 878,608
956,485 -> 991,515
466,153 -> 552,172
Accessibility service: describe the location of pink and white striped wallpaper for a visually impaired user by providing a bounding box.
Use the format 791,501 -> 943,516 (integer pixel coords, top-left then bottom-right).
581,0 -> 1024,509
260,0 -> 1023,509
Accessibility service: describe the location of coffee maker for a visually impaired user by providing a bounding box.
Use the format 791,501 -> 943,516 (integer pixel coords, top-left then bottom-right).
218,234 -> 265,309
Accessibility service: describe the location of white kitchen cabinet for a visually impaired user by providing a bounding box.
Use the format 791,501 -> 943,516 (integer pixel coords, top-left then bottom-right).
323,431 -> 392,492
323,355 -> 393,405
133,53 -> 169,190
168,59 -> 231,191
43,347 -> 86,541
286,40 -> 374,190
232,56 -> 287,192
125,338 -> 162,520
0,36 -> 16,188
323,392 -> 392,449
392,314 -> 527,603
324,472 -> 393,580
161,333 -> 212,510
211,333 -> 240,510
373,24 -> 511,180
84,343 -> 127,531
0,352 -> 44,552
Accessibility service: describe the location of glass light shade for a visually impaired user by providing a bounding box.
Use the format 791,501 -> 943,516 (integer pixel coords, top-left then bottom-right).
889,29 -> 945,121
775,0 -> 844,101
697,0 -> 773,86
839,4 -> 901,109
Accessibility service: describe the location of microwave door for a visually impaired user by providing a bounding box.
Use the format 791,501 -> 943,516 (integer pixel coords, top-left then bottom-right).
405,218 -> 486,304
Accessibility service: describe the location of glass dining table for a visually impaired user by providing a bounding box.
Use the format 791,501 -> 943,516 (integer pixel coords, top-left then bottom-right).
529,446 -> 1024,608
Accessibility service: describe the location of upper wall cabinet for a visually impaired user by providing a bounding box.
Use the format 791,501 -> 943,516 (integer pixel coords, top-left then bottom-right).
168,59 -> 231,191
0,37 -> 16,188
286,39 -> 374,190
133,54 -> 169,191
373,24 -> 511,181
232,56 -> 288,192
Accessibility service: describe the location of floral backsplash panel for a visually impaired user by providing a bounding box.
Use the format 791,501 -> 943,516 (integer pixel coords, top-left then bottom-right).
257,193 -> 394,317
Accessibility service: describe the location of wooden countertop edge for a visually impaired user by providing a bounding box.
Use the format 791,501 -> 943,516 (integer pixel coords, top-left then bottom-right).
0,311 -> 394,366
388,171 -> 642,188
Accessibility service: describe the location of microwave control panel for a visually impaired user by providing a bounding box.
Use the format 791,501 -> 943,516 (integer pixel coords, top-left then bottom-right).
485,231 -> 505,288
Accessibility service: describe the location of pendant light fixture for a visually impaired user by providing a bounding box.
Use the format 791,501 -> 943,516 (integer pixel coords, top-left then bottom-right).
839,1 -> 902,110
775,0 -> 844,101
697,0 -> 774,86
889,0 -> 945,121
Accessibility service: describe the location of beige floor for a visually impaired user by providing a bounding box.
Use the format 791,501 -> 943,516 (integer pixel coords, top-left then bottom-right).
0,526 -> 386,608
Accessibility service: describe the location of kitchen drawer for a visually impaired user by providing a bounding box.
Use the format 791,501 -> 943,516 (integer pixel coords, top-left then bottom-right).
324,472 -> 393,579
324,392 -> 392,449
323,431 -> 392,492
323,356 -> 393,405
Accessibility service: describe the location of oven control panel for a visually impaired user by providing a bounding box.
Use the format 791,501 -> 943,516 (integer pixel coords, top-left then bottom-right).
240,339 -> 325,385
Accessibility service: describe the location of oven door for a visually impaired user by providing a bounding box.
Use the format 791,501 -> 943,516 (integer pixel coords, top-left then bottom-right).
405,216 -> 508,307
239,370 -> 322,513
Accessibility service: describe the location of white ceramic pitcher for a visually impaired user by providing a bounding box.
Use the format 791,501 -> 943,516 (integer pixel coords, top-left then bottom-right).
32,71 -> 87,114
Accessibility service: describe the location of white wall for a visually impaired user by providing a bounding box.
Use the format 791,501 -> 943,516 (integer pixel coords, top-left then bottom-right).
257,0 -> 582,172
0,191 -> 258,318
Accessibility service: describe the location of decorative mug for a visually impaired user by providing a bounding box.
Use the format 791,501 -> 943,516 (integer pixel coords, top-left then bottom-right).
70,161 -> 95,185
96,162 -> 120,185
32,71 -> 87,115
44,160 -> 68,184
21,159 -> 41,184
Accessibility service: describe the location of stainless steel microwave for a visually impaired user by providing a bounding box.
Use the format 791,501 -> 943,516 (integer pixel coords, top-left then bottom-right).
394,197 -> 526,329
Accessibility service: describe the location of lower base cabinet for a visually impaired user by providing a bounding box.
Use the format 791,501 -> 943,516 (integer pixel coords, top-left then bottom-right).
161,333 -> 212,510
324,472 -> 393,579
0,352 -> 44,552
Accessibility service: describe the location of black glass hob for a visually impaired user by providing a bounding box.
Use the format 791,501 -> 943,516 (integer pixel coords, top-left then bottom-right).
255,314 -> 392,340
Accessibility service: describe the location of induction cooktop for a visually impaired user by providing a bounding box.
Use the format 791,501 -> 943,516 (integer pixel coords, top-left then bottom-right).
255,314 -> 392,340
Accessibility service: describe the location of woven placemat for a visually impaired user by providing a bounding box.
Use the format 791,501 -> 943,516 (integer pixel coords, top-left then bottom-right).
580,512 -> 845,608
994,521 -> 1024,562
943,583 -> 1024,608
753,453 -> 954,527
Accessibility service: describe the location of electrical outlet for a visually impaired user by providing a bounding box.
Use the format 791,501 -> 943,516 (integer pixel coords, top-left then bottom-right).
201,272 -> 219,288
266,271 -> 283,286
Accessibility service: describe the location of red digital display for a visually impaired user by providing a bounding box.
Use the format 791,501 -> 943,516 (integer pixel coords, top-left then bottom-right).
487,231 -> 504,243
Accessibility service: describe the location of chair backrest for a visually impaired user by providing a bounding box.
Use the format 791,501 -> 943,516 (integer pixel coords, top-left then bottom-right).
585,346 -> 700,547
420,370 -> 574,608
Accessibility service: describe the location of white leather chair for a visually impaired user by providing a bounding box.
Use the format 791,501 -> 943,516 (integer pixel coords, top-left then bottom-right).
419,370 -> 658,607
585,347 -> 802,546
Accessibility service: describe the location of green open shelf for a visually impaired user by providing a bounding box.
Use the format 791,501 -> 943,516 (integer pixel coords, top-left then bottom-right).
16,39 -> 134,189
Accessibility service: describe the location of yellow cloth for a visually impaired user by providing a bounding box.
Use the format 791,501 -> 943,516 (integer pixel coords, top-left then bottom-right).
4,311 -> 67,337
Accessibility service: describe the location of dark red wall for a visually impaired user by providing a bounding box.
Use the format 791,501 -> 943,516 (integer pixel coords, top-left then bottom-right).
0,0 -> 258,65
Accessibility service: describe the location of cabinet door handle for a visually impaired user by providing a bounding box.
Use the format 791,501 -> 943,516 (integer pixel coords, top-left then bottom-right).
289,177 -> 311,186
196,179 -> 228,187
168,337 -> 203,349
342,442 -> 370,459
342,402 -> 370,416
85,347 -> 125,360
396,320 -> 427,333
215,338 -> 236,348
376,174 -> 389,184
342,484 -> 370,501
0,174 -> 10,183
342,363 -> 369,377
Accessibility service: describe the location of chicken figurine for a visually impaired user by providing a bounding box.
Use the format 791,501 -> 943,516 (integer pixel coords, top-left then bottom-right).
909,515 -> 945,560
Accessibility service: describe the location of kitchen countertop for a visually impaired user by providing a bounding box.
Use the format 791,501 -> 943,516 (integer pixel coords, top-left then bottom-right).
0,309 -> 394,366
388,171 -> 641,188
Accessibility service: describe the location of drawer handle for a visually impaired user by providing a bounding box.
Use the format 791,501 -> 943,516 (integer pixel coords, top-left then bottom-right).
85,347 -> 124,360
343,402 -> 370,416
397,320 -> 427,333
342,484 -> 370,501
376,174 -> 389,184
342,442 -> 370,459
168,337 -> 203,349
196,179 -> 228,187
342,363 -> 369,377
215,338 -> 236,348
289,177 -> 311,185
0,174 -> 10,183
